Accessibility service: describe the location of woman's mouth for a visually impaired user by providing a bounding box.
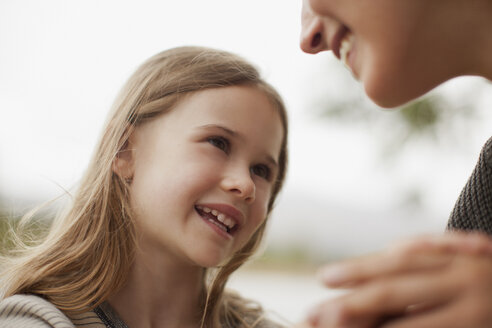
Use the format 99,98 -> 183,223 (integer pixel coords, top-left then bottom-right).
332,26 -> 356,75
332,25 -> 350,60
340,32 -> 355,69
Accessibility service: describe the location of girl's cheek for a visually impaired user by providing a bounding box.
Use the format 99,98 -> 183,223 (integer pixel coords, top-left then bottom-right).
255,201 -> 269,226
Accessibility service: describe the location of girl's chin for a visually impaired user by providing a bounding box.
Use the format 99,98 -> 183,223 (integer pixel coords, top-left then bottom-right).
191,254 -> 232,268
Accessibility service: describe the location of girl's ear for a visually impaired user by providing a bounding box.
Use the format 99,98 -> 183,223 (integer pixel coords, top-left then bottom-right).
113,139 -> 134,181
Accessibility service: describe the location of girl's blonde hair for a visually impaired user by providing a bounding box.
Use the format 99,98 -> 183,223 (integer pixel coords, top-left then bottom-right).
0,46 -> 288,327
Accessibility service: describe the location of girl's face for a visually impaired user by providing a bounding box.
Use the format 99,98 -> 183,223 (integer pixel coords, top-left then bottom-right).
116,86 -> 284,268
301,0 -> 460,107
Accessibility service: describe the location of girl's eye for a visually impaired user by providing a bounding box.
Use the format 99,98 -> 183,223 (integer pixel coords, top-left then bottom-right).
207,136 -> 230,153
251,164 -> 271,180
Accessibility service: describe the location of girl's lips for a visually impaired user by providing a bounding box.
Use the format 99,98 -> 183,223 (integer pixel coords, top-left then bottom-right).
199,213 -> 234,240
194,203 -> 244,238
200,203 -> 244,227
331,25 -> 350,60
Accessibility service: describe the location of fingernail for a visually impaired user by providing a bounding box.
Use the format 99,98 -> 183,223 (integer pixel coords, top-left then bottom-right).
318,265 -> 348,285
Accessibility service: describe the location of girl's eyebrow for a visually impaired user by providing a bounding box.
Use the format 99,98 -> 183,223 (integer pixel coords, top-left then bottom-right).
197,124 -> 279,168
198,124 -> 238,138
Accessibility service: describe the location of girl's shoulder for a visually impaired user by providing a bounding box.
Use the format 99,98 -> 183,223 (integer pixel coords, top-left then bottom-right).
0,294 -> 107,328
0,294 -> 74,328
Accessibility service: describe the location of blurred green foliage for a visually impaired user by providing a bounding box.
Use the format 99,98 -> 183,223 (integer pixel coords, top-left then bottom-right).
319,90 -> 480,149
398,97 -> 440,132
314,65 -> 488,150
308,61 -> 492,211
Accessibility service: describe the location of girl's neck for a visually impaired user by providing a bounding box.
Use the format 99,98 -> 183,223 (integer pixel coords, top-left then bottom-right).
108,242 -> 205,328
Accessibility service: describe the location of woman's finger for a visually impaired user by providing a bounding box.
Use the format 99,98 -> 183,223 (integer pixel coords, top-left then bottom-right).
318,232 -> 492,288
393,232 -> 492,256
318,249 -> 454,287
309,254 -> 492,328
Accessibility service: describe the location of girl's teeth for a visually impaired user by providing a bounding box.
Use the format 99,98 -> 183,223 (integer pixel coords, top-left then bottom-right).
223,217 -> 233,227
197,205 -> 237,230
215,213 -> 235,229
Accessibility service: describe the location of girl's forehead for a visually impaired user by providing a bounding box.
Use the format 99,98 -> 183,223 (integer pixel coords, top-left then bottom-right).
138,86 -> 283,141
176,86 -> 278,118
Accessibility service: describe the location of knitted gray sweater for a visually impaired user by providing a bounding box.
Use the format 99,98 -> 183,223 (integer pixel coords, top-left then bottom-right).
448,136 -> 492,234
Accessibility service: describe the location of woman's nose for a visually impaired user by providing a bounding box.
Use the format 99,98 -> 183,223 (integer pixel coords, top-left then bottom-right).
300,0 -> 327,54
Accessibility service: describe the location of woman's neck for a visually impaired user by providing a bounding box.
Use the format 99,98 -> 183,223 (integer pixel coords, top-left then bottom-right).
108,241 -> 205,328
470,1 -> 492,80
443,0 -> 492,80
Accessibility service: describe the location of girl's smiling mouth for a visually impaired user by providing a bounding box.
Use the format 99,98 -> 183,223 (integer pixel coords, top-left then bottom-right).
195,204 -> 241,236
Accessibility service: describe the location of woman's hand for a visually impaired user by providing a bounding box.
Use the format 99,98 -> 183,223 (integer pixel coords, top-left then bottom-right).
305,232 -> 492,328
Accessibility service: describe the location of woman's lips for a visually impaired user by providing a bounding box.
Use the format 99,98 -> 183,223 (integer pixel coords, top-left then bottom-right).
340,33 -> 359,78
340,33 -> 355,67
332,25 -> 350,59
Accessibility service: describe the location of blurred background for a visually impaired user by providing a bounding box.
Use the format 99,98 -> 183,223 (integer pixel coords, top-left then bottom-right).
1,0 -> 492,324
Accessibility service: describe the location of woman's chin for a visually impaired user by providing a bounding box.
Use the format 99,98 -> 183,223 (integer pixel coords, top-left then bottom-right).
362,66 -> 446,108
363,77 -> 427,109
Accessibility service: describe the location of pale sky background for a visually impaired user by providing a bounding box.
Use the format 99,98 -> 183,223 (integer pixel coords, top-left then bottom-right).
1,0 -> 492,261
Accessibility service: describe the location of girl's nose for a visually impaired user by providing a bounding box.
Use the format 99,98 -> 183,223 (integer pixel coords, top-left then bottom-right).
300,0 -> 327,54
221,169 -> 256,204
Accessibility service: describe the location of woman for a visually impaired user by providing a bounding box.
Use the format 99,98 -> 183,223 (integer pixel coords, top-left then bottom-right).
300,0 -> 492,327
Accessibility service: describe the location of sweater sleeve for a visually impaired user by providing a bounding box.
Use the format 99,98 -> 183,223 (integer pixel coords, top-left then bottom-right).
0,294 -> 75,328
448,136 -> 492,234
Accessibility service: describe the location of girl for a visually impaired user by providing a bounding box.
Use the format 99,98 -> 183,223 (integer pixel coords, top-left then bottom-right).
300,0 -> 492,327
0,46 -> 288,328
